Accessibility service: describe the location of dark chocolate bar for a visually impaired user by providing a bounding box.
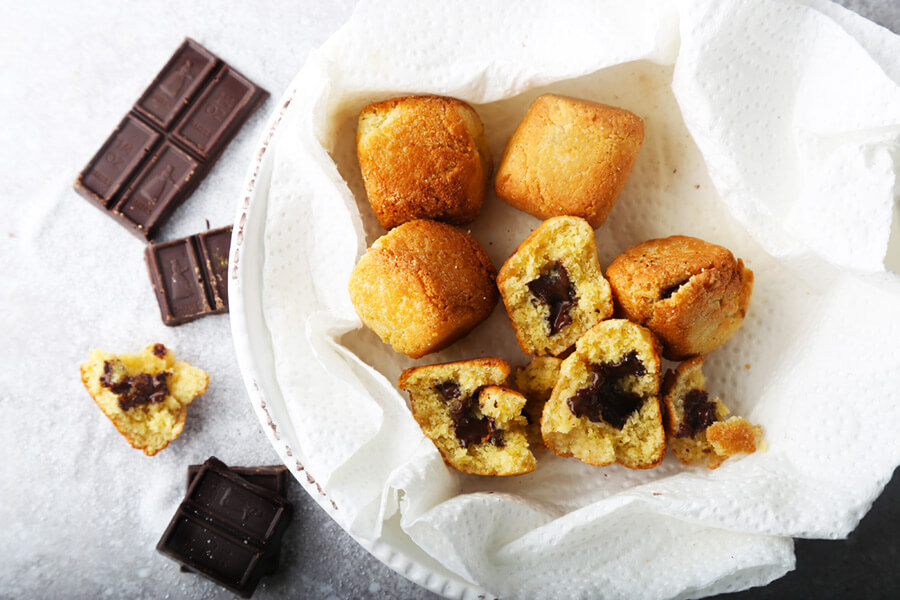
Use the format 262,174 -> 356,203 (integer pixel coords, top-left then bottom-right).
184,465 -> 289,576
157,457 -> 293,598
75,38 -> 268,241
145,225 -> 232,326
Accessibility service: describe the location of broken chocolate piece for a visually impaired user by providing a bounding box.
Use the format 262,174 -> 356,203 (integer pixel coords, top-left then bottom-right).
74,38 -> 268,241
527,260 -> 578,335
145,225 -> 232,326
157,457 -> 292,598
567,351 -> 646,429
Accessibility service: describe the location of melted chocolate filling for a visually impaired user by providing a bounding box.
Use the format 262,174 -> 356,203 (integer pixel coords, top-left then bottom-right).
100,360 -> 170,411
527,261 -> 578,336
152,343 -> 168,358
676,389 -> 718,438
435,382 -> 503,448
566,352 -> 646,429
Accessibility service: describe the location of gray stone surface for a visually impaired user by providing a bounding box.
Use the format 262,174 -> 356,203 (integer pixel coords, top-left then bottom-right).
0,1 -> 896,599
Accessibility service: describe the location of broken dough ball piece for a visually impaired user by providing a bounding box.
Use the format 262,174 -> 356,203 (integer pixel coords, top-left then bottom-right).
606,235 -> 753,360
357,95 -> 493,230
80,343 -> 209,456
662,356 -> 763,469
514,356 -> 563,448
497,216 -> 614,356
541,319 -> 665,468
348,219 -> 499,359
494,93 -> 644,228
398,358 -> 536,476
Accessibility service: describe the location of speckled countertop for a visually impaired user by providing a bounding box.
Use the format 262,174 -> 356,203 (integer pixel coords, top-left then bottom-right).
1,1 -> 897,598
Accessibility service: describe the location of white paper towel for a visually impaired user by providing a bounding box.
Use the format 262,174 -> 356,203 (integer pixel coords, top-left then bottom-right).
257,0 -> 900,597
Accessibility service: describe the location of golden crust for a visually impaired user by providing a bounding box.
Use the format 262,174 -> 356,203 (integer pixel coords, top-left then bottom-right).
606,235 -> 753,360
357,95 -> 492,230
497,216 -> 614,356
349,220 -> 498,359
541,319 -> 665,469
399,358 -> 535,476
80,343 -> 208,456
494,94 -> 643,228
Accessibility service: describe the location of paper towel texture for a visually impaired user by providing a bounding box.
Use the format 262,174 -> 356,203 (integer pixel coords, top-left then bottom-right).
257,0 -> 900,597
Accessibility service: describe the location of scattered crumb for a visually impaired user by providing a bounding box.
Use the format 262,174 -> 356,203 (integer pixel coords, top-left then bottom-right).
745,363 -> 751,369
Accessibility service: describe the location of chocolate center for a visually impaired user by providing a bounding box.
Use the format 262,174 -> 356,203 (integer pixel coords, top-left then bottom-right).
676,389 -> 718,438
527,260 -> 578,336
100,360 -> 170,411
435,382 -> 503,448
566,351 -> 646,429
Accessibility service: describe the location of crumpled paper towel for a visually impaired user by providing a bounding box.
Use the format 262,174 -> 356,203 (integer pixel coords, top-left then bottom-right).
257,0 -> 900,597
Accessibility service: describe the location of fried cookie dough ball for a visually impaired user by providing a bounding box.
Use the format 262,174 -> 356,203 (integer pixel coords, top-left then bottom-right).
357,95 -> 492,230
399,358 -> 536,476
606,235 -> 753,360
494,94 -> 643,228
348,219 -> 498,359
497,216 -> 614,356
541,319 -> 665,469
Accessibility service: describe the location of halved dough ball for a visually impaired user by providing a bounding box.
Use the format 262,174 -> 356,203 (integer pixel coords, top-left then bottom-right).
399,358 -> 536,476
497,216 -> 613,356
541,319 -> 665,468
662,356 -> 763,469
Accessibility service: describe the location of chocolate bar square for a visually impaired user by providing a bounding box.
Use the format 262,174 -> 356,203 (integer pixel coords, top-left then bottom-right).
74,38 -> 268,241
183,465 -> 288,576
157,457 -> 292,598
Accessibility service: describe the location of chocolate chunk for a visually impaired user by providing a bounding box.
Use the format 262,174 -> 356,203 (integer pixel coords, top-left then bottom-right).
145,225 -> 232,326
567,351 -> 646,429
434,381 -> 462,402
157,457 -> 292,598
660,278 -> 690,300
74,38 -> 268,241
99,360 -> 170,411
527,260 -> 578,335
676,389 -> 718,438
153,343 -> 168,358
435,383 -> 502,448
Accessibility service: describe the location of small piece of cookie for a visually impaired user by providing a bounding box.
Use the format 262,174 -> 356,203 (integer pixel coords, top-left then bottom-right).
662,356 -> 763,469
80,343 -> 208,456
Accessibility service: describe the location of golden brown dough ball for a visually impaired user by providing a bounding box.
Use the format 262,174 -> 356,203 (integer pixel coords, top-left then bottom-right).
494,94 -> 643,228
357,95 -> 492,230
606,235 -> 753,360
348,219 -> 498,359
